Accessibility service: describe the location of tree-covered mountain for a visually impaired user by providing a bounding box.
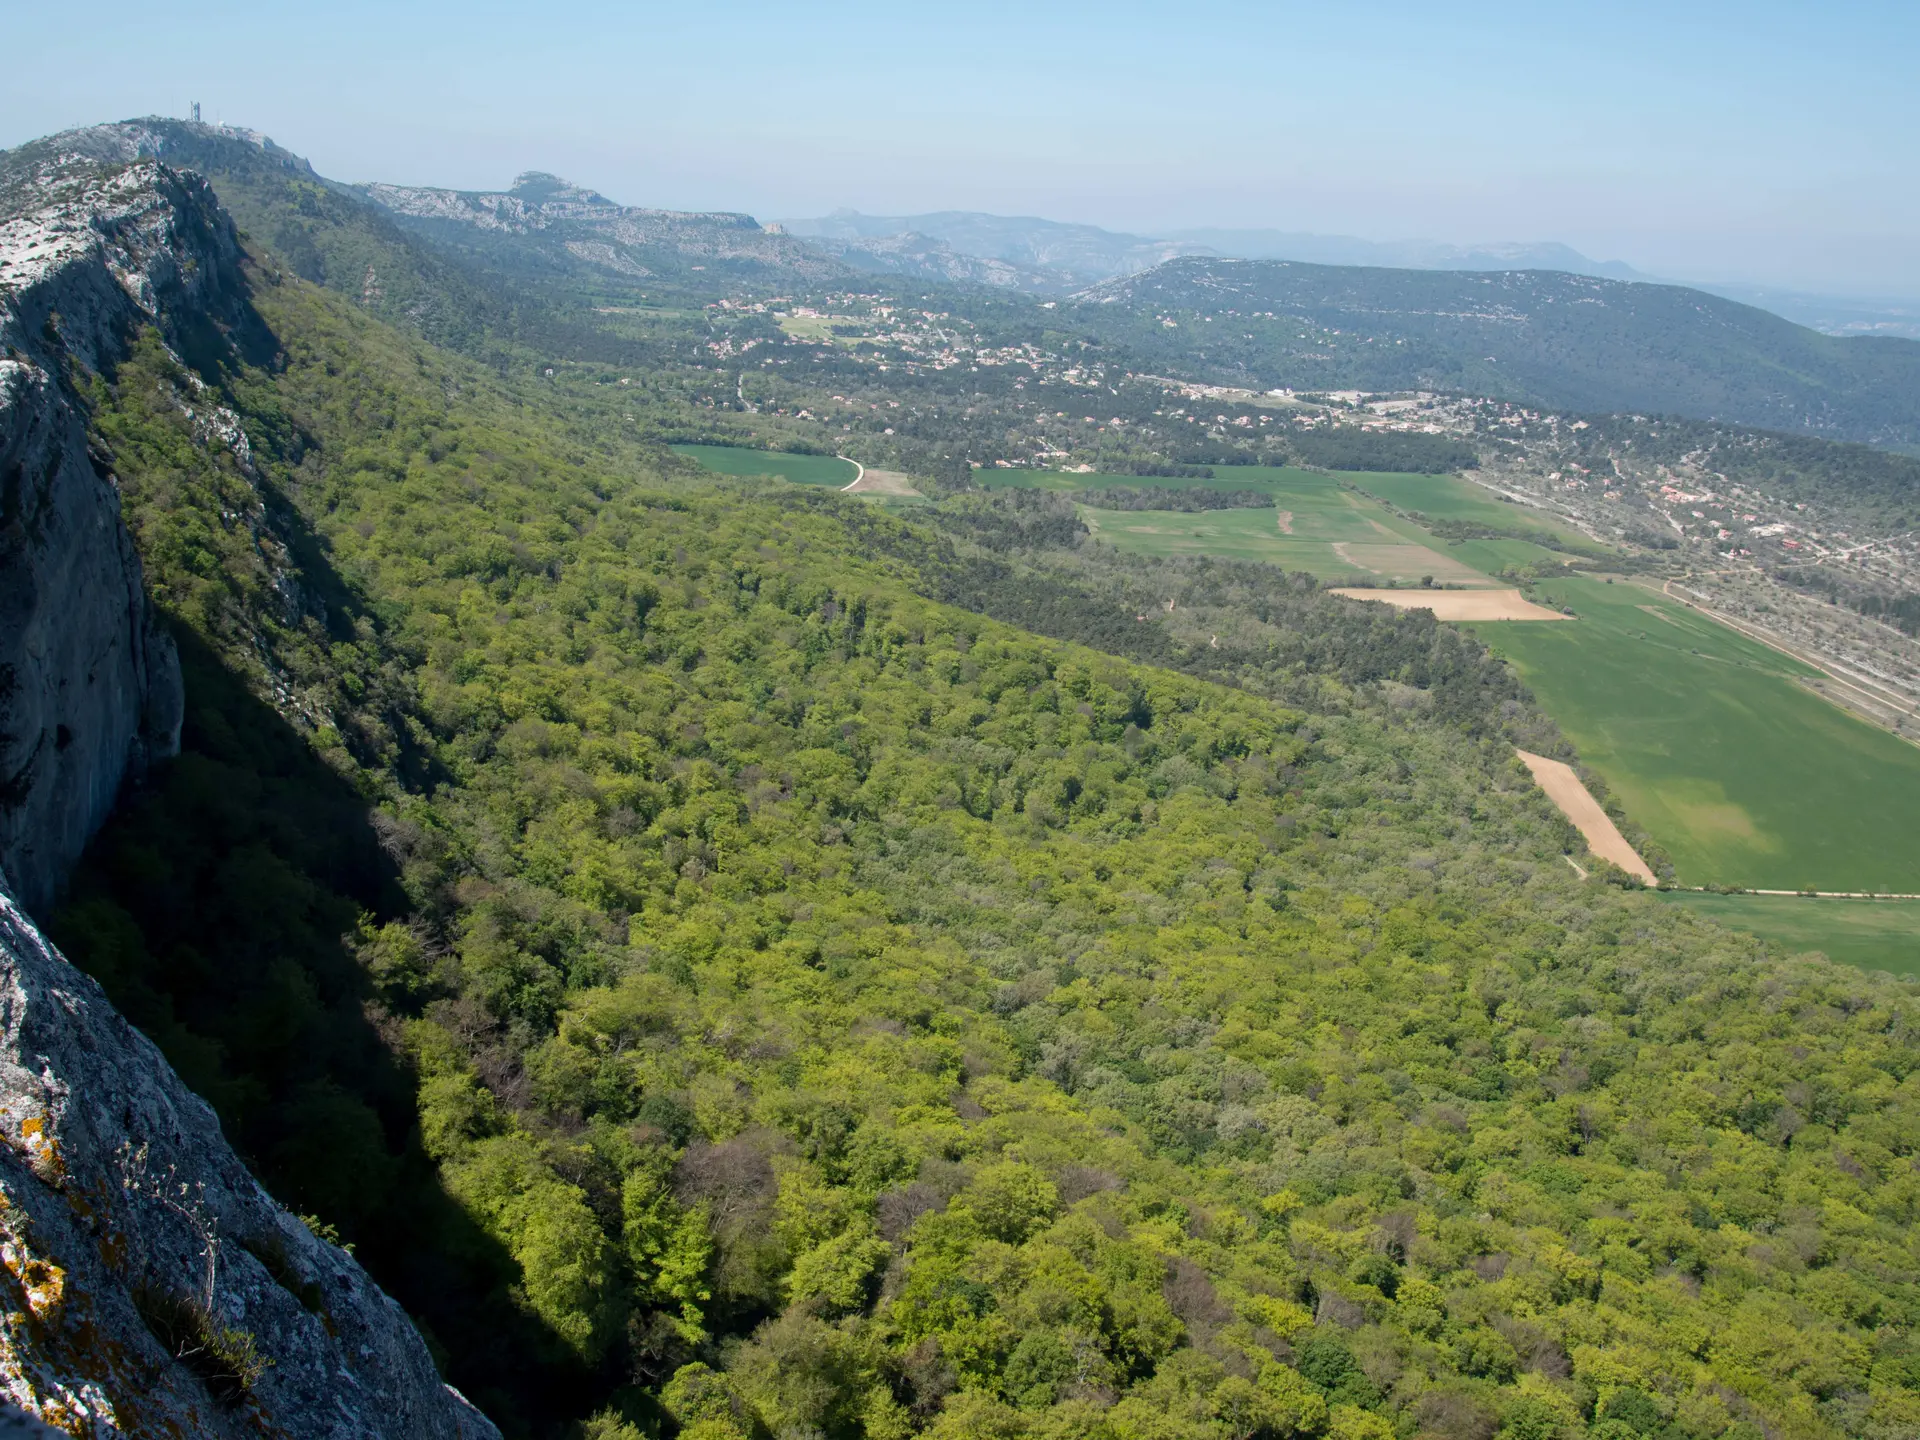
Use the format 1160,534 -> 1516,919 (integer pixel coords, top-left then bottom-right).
8,124 -> 1920,1440
3,129 -> 1920,1440
1070,258 -> 1920,448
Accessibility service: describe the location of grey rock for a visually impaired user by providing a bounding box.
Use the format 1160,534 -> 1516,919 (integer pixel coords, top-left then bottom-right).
0,1400 -> 60,1438
0,883 -> 497,1437
0,147 -> 500,1436
0,154 -> 201,918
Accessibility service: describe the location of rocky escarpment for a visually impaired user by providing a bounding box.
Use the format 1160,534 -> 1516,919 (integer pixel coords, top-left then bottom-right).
0,156 -> 196,919
0,887 -> 496,1437
0,148 -> 498,1435
359,170 -> 851,282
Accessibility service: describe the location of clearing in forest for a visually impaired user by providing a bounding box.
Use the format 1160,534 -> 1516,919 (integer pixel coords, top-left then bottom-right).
1514,749 -> 1657,882
1475,575 -> 1920,893
842,468 -> 921,496
671,443 -> 860,487
1332,588 -> 1568,621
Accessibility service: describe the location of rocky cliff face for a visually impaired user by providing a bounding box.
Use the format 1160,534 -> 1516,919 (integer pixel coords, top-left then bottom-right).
358,170 -> 850,282
0,147 -> 499,1437
0,155 -> 195,919
0,888 -> 497,1437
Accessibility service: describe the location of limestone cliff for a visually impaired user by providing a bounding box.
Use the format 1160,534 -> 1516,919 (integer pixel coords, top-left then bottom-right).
0,152 -> 193,918
0,147 -> 499,1436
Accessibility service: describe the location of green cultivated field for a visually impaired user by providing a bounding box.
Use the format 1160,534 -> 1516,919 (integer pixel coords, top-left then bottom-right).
672,443 -> 858,487
987,466 -> 1503,583
1353,470 -> 1580,533
1662,893 -> 1920,979
1477,576 -> 1920,892
1350,471 -> 1607,571
1446,536 -> 1583,575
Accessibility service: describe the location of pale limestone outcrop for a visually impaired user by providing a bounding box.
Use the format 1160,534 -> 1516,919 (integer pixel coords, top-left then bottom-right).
0,155 -> 198,918
0,146 -> 499,1436
0,886 -> 496,1438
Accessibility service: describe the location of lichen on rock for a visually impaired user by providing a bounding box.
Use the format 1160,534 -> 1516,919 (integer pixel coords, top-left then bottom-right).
0,145 -> 499,1437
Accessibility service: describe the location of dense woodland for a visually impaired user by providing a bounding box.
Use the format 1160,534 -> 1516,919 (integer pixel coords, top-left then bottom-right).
42,192 -> 1920,1440
1076,488 -> 1272,513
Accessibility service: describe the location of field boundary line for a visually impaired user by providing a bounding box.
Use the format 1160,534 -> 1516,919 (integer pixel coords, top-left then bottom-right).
1668,886 -> 1920,901
837,455 -> 866,490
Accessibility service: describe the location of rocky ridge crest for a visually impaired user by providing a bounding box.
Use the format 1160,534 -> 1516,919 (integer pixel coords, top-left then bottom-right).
0,145 -> 498,1437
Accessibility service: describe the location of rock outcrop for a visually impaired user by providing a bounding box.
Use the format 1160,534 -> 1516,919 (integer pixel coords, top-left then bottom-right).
0,145 -> 499,1436
0,153 -> 195,919
0,887 -> 496,1437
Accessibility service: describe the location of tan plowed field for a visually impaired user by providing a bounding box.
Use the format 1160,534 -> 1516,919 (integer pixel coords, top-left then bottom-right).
1330,587 -> 1569,621
1515,749 -> 1658,883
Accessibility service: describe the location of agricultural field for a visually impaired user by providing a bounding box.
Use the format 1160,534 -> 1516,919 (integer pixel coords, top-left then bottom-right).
1347,471 -> 1607,575
1475,575 -> 1920,893
1333,588 -> 1568,621
988,465 -> 1505,583
772,311 -> 853,344
671,443 -> 859,487
1662,892 -> 1920,979
1444,535 -> 1585,575
1352,469 -> 1580,533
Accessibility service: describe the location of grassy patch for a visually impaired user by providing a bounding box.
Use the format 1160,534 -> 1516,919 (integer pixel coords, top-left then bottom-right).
1475,576 -> 1920,891
132,1284 -> 271,1403
1353,471 -> 1572,530
1661,893 -> 1920,979
671,443 -> 858,487
1347,473 -> 1608,567
1450,538 -> 1585,574
986,466 -> 1502,583
773,313 -> 856,344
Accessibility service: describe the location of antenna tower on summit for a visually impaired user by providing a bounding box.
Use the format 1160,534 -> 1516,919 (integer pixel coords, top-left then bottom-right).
191,102 -> 201,123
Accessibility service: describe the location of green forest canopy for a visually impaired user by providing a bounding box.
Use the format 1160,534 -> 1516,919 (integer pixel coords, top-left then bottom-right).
47,210 -> 1920,1440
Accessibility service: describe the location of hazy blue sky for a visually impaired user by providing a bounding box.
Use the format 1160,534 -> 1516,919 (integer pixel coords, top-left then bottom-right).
7,0 -> 1917,295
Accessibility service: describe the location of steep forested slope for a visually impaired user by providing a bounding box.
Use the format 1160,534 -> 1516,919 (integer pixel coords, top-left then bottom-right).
38,194 -> 1920,1440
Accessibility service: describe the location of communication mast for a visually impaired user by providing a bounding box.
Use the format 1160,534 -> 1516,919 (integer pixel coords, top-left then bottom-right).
191,102 -> 201,123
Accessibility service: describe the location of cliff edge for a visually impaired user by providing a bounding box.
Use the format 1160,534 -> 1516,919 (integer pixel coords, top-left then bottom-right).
0,150 -> 191,918
0,142 -> 499,1436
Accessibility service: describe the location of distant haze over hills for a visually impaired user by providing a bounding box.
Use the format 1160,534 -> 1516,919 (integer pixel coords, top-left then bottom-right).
1161,229 -> 1648,282
783,209 -> 1920,339
781,209 -> 1207,291
22,118 -> 1920,443
781,209 -> 1650,289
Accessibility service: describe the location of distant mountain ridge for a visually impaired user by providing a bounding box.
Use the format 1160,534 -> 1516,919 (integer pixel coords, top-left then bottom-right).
796,228 -> 1065,291
1162,227 -> 1648,280
357,170 -> 844,283
1069,256 -> 1920,446
780,208 -> 1647,289
782,209 -> 1209,289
